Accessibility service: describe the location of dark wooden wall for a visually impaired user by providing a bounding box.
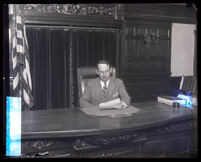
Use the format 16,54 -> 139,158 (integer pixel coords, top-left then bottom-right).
120,18 -> 172,102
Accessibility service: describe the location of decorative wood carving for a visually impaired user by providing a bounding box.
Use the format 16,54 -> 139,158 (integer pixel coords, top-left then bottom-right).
73,131 -> 147,151
144,31 -> 159,47
23,140 -> 54,150
21,138 -> 74,155
23,4 -> 120,19
82,133 -> 139,146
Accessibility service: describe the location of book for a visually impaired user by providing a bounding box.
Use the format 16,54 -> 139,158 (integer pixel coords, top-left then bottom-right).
157,96 -> 184,106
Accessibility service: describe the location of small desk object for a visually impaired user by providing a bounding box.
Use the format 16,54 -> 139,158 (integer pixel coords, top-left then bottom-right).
21,102 -> 197,158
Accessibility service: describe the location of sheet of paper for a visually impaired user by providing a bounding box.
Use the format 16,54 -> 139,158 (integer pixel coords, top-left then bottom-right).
99,98 -> 120,108
81,105 -> 140,117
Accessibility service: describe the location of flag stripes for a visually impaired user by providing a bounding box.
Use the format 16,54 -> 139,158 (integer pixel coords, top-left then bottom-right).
9,4 -> 34,110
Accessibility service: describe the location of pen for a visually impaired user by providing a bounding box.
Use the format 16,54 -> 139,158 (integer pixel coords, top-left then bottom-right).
110,113 -> 132,118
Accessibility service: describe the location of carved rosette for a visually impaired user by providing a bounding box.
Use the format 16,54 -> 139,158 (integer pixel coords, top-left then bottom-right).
23,4 -> 119,18
22,140 -> 55,151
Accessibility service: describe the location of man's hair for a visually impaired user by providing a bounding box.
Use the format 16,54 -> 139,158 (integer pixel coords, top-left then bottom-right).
96,60 -> 111,68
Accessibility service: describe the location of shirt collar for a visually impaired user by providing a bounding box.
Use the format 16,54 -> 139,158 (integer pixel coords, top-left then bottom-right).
100,79 -> 110,88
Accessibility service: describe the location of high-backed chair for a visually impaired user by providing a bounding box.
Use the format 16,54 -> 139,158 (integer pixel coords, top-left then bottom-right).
179,76 -> 197,96
77,66 -> 116,99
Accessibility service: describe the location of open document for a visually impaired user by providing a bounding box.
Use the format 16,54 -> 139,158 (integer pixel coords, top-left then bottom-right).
99,98 -> 121,110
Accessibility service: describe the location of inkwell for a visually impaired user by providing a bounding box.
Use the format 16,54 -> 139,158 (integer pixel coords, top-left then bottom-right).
172,102 -> 180,109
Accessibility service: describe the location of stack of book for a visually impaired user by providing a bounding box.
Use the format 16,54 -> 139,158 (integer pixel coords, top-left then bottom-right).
157,96 -> 184,106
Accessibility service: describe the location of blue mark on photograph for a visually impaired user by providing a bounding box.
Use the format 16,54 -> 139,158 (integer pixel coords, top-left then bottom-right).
6,97 -> 21,156
173,91 -> 193,109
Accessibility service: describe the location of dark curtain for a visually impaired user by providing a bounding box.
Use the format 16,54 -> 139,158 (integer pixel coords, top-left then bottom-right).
72,29 -> 117,107
26,26 -> 117,109
26,27 -> 70,110
49,29 -> 70,108
26,27 -> 49,110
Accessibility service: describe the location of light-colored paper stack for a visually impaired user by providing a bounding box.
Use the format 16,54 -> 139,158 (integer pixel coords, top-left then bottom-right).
99,98 -> 121,109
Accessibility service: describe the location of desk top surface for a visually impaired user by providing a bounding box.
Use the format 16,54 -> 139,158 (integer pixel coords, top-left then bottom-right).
21,102 -> 197,139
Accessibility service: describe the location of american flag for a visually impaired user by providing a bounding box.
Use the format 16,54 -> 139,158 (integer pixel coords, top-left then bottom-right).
9,4 -> 34,110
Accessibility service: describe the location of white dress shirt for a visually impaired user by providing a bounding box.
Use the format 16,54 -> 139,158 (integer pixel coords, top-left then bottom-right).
100,79 -> 110,90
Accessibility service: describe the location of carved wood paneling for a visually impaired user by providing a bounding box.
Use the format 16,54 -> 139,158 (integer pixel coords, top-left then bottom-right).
121,18 -> 171,102
124,20 -> 171,74
23,4 -> 120,18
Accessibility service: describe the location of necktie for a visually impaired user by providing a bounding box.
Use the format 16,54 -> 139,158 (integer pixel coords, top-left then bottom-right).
103,82 -> 108,94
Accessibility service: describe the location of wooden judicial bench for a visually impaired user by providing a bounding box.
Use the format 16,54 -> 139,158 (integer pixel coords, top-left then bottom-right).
21,102 -> 197,158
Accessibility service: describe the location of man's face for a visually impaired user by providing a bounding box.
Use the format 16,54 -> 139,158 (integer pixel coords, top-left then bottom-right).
96,63 -> 111,82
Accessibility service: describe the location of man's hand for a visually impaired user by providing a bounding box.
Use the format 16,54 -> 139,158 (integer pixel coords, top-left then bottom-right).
113,101 -> 127,109
113,103 -> 123,109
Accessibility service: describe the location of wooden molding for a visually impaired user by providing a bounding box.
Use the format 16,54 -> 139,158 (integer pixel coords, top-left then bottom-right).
23,4 -> 119,18
23,4 -> 123,28
124,4 -> 197,24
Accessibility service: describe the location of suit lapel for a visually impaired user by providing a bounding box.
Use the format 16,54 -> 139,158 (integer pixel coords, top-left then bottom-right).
95,78 -> 102,102
108,77 -> 116,96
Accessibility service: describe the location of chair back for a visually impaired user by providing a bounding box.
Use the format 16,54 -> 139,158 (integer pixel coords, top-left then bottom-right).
179,75 -> 197,95
77,66 -> 116,98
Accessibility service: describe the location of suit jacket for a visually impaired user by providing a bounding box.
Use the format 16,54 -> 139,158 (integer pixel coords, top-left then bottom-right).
79,77 -> 131,108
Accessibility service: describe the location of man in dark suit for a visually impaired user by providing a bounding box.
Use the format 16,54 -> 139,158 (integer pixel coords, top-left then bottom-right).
80,60 -> 131,109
